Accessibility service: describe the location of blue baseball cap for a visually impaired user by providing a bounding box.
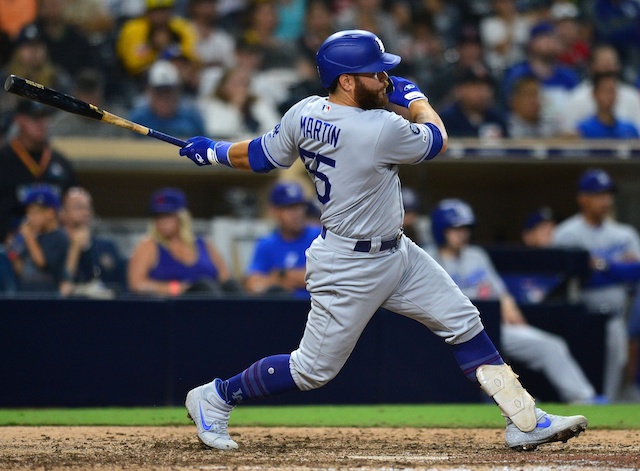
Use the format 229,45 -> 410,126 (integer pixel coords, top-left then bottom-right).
23,185 -> 60,209
577,169 -> 616,194
269,181 -> 306,207
522,207 -> 554,231
150,187 -> 187,214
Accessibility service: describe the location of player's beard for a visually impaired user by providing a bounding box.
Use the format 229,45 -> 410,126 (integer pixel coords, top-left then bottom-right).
354,77 -> 387,110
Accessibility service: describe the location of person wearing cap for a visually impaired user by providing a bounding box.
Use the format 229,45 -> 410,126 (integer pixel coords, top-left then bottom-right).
128,187 -> 238,297
522,207 -> 556,249
128,60 -> 205,139
245,181 -> 321,299
116,0 -> 198,78
554,168 -> 640,402
501,21 -> 580,118
0,98 -> 78,244
58,187 -> 126,298
6,184 -> 69,293
1,23 -> 72,119
425,198 -> 598,404
439,66 -> 507,138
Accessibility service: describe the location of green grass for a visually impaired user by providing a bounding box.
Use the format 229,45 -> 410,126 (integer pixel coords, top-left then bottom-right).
1,404 -> 639,429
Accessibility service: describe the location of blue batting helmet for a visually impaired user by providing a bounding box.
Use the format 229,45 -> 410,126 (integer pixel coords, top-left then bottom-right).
316,30 -> 401,89
430,199 -> 475,246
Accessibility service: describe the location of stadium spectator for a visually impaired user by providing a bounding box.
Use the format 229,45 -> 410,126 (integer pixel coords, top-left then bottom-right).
479,0 -> 531,79
240,0 -> 298,70
424,27 -> 486,110
199,65 -> 280,140
187,0 -> 235,69
129,60 -> 205,139
561,44 -> 640,135
0,0 -> 37,39
62,0 -> 114,38
553,168 -> 640,401
274,0 -> 307,41
440,67 -> 507,138
296,0 -> 336,62
6,185 -> 69,294
426,198 -> 598,404
245,181 -> 320,299
59,187 -> 126,298
0,100 -> 78,244
335,0 -> 402,54
116,0 -> 198,80
576,73 -> 640,139
401,187 -> 430,246
501,21 -> 580,121
586,0 -> 640,80
549,1 -> 589,74
506,74 -> 559,138
49,69 -> 129,138
128,187 -> 239,297
1,23 -> 72,120
31,0 -> 97,76
416,0 -> 463,50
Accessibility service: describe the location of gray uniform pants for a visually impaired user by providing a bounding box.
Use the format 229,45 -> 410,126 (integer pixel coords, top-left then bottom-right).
290,233 -> 484,391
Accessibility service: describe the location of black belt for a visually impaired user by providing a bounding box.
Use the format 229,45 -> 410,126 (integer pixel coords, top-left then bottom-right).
321,226 -> 401,252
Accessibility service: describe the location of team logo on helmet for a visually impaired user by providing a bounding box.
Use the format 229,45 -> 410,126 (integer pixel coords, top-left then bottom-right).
374,37 -> 385,53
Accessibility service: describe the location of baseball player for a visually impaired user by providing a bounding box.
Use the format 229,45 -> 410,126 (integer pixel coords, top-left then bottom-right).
426,198 -> 597,404
553,168 -> 640,402
178,30 -> 587,451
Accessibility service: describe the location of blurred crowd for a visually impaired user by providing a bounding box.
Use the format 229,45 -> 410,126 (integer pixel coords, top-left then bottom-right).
2,0 -> 640,143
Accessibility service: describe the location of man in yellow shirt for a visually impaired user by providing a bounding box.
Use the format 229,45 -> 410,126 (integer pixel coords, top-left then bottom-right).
116,0 -> 198,78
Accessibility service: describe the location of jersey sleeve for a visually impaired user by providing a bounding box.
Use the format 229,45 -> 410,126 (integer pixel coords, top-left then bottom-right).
376,112 -> 443,165
251,102 -> 304,171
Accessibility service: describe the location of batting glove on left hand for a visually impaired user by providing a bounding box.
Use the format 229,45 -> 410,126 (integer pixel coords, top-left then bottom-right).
180,136 -> 232,167
387,76 -> 428,108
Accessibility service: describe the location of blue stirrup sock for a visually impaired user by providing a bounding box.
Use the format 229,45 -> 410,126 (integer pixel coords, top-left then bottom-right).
215,354 -> 298,405
452,330 -> 504,382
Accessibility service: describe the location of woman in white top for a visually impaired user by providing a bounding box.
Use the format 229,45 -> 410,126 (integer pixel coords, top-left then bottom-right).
198,65 -> 281,141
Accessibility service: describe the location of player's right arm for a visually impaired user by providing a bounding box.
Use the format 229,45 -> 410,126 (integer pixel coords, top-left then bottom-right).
387,76 -> 448,155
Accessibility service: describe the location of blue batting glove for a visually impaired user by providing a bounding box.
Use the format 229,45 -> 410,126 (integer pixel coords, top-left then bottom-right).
180,136 -> 216,166
387,76 -> 428,108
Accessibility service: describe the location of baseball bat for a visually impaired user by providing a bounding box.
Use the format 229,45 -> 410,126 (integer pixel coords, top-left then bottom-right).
4,74 -> 188,147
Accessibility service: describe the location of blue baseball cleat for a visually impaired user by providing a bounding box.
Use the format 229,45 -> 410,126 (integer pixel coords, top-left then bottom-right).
185,378 -> 238,450
505,407 -> 588,451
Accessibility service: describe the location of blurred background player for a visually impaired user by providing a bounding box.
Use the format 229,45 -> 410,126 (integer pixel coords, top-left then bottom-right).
553,169 -> 640,402
426,198 -> 597,404
245,181 -> 320,299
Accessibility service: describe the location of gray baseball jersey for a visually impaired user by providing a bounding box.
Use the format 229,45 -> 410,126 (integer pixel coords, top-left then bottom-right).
553,213 -> 640,400
426,244 -> 596,403
258,96 -> 437,240
250,96 -> 484,391
553,214 -> 640,316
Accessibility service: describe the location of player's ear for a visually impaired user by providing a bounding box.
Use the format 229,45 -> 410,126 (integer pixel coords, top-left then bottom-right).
338,74 -> 355,92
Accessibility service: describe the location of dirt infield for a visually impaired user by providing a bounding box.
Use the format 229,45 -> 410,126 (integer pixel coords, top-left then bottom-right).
1,426 -> 639,470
